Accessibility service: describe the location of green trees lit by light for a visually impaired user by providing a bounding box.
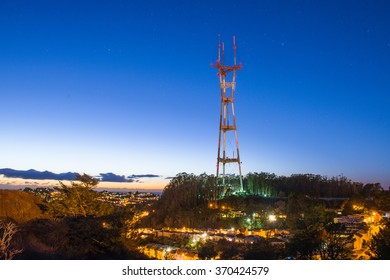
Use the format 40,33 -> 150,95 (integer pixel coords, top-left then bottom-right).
244,172 -> 382,198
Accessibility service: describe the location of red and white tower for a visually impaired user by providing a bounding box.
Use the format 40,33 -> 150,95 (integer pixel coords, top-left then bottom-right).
212,35 -> 243,192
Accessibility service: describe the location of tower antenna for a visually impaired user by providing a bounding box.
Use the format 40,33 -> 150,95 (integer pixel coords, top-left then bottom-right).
218,34 -> 221,62
211,35 -> 244,195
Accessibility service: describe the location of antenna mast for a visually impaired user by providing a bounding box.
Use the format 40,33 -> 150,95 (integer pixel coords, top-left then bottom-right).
212,35 -> 244,194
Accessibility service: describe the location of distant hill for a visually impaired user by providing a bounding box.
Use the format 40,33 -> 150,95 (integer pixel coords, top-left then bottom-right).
0,190 -> 47,223
0,168 -> 77,181
0,168 -> 161,183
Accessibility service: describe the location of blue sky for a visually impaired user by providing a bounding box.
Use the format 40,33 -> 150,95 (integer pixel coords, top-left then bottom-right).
1,0 -> 389,188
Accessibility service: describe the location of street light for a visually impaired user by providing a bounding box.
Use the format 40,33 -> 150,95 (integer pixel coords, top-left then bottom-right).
269,214 -> 276,222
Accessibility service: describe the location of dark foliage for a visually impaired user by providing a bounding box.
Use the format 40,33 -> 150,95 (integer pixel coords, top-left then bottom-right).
370,220 -> 390,259
198,241 -> 218,260
17,216 -> 145,260
143,173 -> 217,228
244,237 -> 283,260
217,239 -> 240,259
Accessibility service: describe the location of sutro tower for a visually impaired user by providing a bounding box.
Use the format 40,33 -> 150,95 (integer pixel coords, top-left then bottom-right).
212,35 -> 243,192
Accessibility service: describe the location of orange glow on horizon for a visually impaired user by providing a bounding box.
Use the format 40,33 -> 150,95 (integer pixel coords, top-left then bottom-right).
0,177 -> 169,190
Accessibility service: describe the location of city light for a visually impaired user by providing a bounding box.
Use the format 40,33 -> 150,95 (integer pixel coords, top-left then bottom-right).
269,214 -> 276,222
353,204 -> 364,211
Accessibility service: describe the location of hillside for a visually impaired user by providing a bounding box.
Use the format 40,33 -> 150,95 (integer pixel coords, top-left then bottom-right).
0,190 -> 47,223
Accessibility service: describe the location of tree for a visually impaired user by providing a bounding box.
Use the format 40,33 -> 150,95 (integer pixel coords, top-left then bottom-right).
287,223 -> 353,260
244,237 -> 282,260
198,241 -> 218,260
42,174 -> 126,258
318,224 -> 353,260
286,193 -> 326,231
374,192 -> 390,211
217,239 -> 240,259
57,216 -> 124,259
0,221 -> 23,260
370,220 -> 390,259
287,227 -> 322,259
146,173 -> 215,228
342,195 -> 366,215
362,183 -> 383,198
49,173 -> 113,217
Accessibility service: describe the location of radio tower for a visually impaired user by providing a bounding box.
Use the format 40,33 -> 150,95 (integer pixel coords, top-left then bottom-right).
212,35 -> 244,193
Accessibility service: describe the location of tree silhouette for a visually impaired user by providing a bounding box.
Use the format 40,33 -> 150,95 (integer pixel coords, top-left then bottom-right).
370,220 -> 390,259
287,227 -> 322,259
0,220 -> 23,260
198,241 -> 217,260
217,239 -> 240,259
49,173 -> 113,217
244,237 -> 282,260
318,224 -> 353,260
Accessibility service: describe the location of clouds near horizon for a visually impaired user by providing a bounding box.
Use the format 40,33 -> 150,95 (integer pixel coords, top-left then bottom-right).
0,168 -> 161,183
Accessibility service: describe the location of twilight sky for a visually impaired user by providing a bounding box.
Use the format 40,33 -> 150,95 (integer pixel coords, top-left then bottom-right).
1,0 -> 389,188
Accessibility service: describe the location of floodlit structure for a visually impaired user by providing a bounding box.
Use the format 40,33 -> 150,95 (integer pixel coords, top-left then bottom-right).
212,35 -> 243,192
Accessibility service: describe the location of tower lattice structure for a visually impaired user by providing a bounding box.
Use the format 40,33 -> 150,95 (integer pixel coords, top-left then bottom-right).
212,36 -> 243,193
